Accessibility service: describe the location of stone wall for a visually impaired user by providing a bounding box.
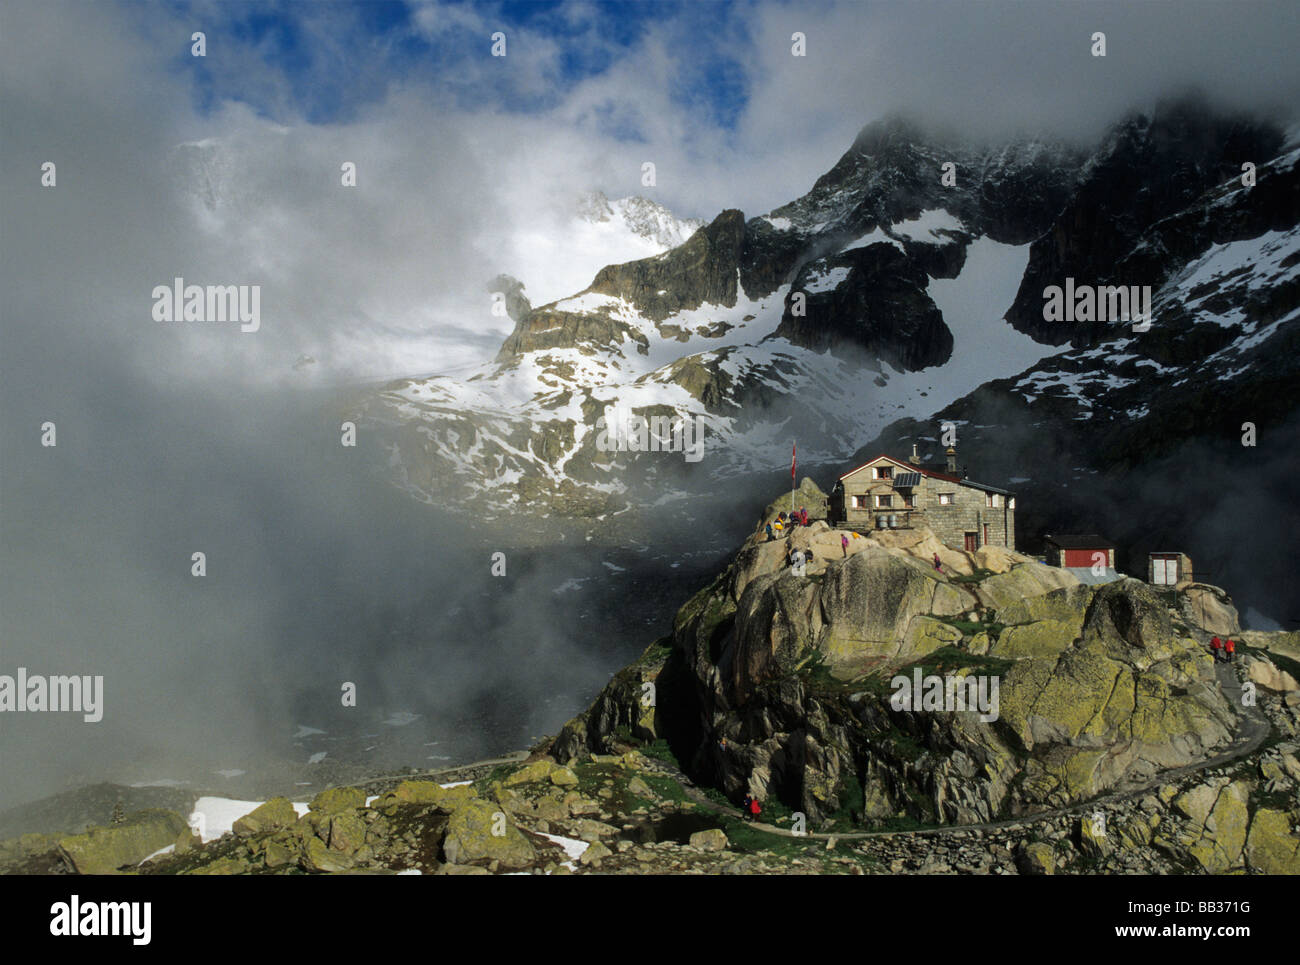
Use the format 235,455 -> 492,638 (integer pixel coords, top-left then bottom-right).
926,484 -> 1015,550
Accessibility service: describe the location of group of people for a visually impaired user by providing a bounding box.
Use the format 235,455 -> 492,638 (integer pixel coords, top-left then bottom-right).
1210,636 -> 1238,662
765,507 -> 810,541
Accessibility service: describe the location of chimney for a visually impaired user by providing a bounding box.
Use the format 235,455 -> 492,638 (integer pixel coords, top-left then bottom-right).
909,443 -> 920,465
945,446 -> 957,474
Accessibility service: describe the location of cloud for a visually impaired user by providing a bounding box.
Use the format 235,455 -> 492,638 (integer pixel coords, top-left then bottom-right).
14,0 -> 1296,387
712,0 -> 1300,210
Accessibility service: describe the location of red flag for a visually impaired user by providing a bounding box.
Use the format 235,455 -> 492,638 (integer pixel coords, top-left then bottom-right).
791,441 -> 796,482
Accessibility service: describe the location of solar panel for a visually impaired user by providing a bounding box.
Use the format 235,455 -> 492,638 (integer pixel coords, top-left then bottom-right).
893,472 -> 921,488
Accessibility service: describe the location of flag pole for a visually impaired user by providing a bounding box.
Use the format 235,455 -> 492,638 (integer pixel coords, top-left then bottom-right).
791,440 -> 796,516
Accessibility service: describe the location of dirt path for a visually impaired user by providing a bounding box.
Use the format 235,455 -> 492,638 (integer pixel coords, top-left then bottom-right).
645,659 -> 1271,842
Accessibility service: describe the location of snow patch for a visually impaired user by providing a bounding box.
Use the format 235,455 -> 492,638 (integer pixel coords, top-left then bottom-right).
841,227 -> 904,254
190,797 -> 311,843
890,209 -> 964,242
805,266 -> 850,293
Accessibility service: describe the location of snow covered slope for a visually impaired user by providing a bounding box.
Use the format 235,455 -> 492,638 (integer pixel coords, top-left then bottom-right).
361,104 -> 1300,529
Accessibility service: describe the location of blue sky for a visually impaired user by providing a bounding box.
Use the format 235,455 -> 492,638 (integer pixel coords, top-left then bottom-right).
165,0 -> 752,131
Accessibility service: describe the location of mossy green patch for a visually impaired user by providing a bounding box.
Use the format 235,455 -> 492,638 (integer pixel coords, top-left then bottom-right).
948,567 -> 996,584
898,646 -> 1014,680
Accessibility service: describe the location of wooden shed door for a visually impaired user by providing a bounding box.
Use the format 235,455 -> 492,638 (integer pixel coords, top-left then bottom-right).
1063,548 -> 1094,567
964,532 -> 977,552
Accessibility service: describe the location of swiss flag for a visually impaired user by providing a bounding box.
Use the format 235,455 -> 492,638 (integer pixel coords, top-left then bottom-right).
791,441 -> 796,482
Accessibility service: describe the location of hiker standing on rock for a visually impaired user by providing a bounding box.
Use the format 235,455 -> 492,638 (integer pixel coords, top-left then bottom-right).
933,552 -> 943,573
842,533 -> 850,557
1211,636 -> 1223,662
765,522 -> 774,542
1225,637 -> 1236,662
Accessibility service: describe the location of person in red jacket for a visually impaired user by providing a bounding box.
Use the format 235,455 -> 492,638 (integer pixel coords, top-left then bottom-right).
1211,636 -> 1223,662
1225,638 -> 1236,661
748,795 -> 762,821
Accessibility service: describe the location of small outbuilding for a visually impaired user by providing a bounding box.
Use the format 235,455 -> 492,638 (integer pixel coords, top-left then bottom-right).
1043,534 -> 1115,568
1149,552 -> 1193,587
1043,534 -> 1120,584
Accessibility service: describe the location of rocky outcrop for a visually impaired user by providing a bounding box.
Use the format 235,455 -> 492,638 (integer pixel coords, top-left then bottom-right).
1004,96 -> 1287,345
551,485 -> 1257,831
232,797 -> 297,835
1244,653 -> 1299,693
773,243 -> 954,367
442,799 -> 536,869
587,209 -> 746,323
1179,583 -> 1240,637
495,305 -> 651,360
57,809 -> 189,874
996,579 -> 1236,805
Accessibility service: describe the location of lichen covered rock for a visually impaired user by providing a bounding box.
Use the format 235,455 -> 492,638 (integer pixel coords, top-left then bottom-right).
310,786 -> 367,815
232,797 -> 298,836
58,809 -> 189,874
441,800 -> 535,869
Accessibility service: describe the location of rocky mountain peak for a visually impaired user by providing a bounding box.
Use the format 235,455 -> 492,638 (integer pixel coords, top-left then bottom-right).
575,189 -> 705,249
1005,98 -> 1287,345
586,208 -> 746,322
